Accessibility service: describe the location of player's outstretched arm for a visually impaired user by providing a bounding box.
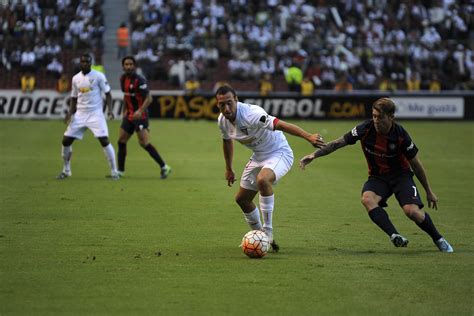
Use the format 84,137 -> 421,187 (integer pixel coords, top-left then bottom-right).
300,136 -> 348,169
274,120 -> 325,148
409,154 -> 438,209
223,139 -> 235,187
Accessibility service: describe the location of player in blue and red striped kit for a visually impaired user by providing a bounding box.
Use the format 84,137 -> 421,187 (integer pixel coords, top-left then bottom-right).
117,56 -> 171,179
299,97 -> 453,252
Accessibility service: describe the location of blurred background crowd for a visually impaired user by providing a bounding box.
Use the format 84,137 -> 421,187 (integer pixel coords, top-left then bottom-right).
1,0 -> 473,94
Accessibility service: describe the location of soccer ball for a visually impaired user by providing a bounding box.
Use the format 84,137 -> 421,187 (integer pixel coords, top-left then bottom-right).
241,230 -> 270,258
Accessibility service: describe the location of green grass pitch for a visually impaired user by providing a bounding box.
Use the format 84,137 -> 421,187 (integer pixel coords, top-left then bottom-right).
0,119 -> 472,315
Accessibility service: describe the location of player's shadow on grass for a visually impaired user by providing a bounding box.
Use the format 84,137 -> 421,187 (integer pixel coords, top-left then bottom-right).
329,247 -> 452,255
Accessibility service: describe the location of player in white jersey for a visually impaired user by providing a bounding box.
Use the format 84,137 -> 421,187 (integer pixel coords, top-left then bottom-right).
216,85 -> 325,251
56,54 -> 119,180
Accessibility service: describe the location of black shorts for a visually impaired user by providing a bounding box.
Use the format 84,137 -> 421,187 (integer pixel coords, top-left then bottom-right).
362,173 -> 424,209
120,118 -> 149,135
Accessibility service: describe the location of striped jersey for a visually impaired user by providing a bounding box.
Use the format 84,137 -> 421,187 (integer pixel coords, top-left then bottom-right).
120,73 -> 149,120
343,120 -> 418,176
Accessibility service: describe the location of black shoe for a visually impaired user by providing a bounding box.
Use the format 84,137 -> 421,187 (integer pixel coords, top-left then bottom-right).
270,240 -> 280,252
390,234 -> 409,247
56,171 -> 71,179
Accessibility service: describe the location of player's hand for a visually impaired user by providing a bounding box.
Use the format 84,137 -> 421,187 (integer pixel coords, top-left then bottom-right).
308,133 -> 325,148
427,191 -> 438,210
132,110 -> 142,120
225,170 -> 235,187
299,153 -> 316,170
107,111 -> 114,120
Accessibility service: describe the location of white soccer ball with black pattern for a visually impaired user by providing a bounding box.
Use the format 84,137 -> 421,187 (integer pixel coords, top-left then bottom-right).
241,230 -> 270,258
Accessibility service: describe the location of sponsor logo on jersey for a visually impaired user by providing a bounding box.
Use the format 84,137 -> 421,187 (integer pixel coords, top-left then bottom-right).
79,87 -> 92,93
364,146 -> 397,158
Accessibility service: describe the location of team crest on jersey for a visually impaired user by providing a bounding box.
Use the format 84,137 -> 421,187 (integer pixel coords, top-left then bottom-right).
89,78 -> 94,85
240,127 -> 248,135
130,84 -> 134,89
389,143 -> 396,150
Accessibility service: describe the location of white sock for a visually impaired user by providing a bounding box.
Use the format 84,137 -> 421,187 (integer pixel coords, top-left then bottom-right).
102,143 -> 117,174
260,194 -> 274,231
61,145 -> 72,173
243,207 -> 263,230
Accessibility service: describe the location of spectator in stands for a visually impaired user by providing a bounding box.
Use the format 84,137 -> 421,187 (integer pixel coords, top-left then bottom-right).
20,47 -> 36,73
406,72 -> 421,92
334,73 -> 353,92
117,22 -> 129,60
135,45 -> 159,80
168,59 -> 185,87
45,39 -> 62,60
204,43 -> 219,68
258,73 -> 273,96
284,62 -> 303,92
69,15 -> 85,50
184,75 -> 201,95
301,76 -> 314,96
90,20 -> 105,49
43,10 -> 59,37
56,73 -> 71,94
428,74 -> 441,92
47,57 -> 64,78
320,66 -> 336,89
379,74 -> 398,92
20,73 -> 36,93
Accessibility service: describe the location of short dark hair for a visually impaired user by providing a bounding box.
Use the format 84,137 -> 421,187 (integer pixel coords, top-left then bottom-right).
215,85 -> 236,98
80,54 -> 92,63
373,97 -> 395,117
122,55 -> 136,66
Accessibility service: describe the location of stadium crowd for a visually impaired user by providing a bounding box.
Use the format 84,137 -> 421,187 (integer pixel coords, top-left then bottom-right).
1,0 -> 473,92
128,0 -> 474,91
0,0 -> 105,90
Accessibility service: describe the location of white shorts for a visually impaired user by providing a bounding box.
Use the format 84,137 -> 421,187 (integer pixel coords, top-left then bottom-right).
64,109 -> 109,139
240,150 -> 294,191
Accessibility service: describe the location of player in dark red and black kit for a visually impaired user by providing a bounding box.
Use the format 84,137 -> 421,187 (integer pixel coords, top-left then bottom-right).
117,56 -> 171,178
299,97 -> 453,252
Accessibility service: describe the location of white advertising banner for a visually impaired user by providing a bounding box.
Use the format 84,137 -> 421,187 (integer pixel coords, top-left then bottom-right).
0,90 -> 124,119
392,97 -> 464,119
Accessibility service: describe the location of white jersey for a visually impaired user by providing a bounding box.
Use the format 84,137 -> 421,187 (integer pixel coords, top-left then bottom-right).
71,69 -> 111,111
218,102 -> 292,161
